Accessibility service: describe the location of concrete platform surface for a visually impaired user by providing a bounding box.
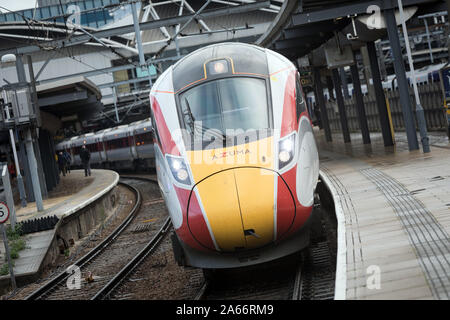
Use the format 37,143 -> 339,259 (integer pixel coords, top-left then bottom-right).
0,169 -> 119,278
317,129 -> 450,300
15,169 -> 119,221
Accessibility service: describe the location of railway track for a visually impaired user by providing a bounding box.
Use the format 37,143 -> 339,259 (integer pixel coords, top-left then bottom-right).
194,208 -> 336,301
194,241 -> 335,300
25,176 -> 336,301
92,217 -> 171,299
25,177 -> 169,300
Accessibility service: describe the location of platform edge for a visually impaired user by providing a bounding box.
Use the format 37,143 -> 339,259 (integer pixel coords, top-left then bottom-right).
319,170 -> 347,300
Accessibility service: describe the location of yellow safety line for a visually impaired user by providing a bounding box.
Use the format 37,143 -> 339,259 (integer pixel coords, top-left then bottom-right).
142,218 -> 158,223
385,93 -> 396,146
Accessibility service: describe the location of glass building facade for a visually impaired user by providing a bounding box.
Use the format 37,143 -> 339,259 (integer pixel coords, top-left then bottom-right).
0,0 -> 121,29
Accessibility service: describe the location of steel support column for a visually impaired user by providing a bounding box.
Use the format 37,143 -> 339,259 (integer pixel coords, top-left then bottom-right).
340,67 -> 350,99
25,129 -> 44,212
39,130 -> 56,192
384,9 -> 419,150
313,67 -> 332,142
326,75 -> 334,101
33,132 -> 48,199
17,131 -> 34,202
360,46 -> 374,97
331,68 -> 351,143
15,55 -> 26,83
350,63 -> 371,144
366,41 -> 394,147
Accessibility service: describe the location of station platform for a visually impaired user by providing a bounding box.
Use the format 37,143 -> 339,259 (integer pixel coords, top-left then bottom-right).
0,169 -> 119,283
316,129 -> 450,300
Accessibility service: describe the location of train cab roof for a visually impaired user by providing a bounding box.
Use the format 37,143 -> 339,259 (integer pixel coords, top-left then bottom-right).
171,43 -> 269,94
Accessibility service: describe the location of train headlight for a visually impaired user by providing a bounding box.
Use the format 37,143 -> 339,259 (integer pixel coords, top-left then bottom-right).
177,169 -> 189,181
278,133 -> 296,170
207,59 -> 229,75
166,155 -> 191,185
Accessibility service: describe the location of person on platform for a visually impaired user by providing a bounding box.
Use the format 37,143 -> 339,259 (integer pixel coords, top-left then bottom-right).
80,145 -> 91,177
57,151 -> 67,177
8,162 -> 16,178
63,149 -> 72,174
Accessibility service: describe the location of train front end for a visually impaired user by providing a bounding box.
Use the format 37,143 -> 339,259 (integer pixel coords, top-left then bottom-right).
151,43 -> 319,269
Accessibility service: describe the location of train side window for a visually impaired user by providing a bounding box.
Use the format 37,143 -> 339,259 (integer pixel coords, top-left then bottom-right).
295,73 -> 307,119
87,143 -> 98,153
106,137 -> 127,150
135,132 -> 153,146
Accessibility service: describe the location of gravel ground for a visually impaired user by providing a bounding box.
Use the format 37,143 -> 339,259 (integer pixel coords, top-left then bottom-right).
16,178 -> 168,300
110,235 -> 204,300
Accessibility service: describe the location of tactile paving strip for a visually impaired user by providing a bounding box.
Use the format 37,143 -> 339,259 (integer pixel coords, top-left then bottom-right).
321,165 -> 363,299
361,168 -> 450,300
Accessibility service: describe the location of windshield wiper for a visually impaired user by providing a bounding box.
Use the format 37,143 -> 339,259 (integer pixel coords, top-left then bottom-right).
184,98 -> 227,141
183,98 -> 195,133
195,123 -> 227,142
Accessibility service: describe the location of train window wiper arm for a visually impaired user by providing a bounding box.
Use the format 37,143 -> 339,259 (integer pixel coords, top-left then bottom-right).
183,99 -> 226,141
194,122 -> 227,141
183,98 -> 196,133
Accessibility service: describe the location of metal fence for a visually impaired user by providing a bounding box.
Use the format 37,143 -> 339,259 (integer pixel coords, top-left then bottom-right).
324,82 -> 447,132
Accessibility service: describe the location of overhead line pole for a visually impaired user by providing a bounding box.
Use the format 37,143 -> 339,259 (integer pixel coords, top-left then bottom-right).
131,0 -> 154,89
397,0 -> 430,153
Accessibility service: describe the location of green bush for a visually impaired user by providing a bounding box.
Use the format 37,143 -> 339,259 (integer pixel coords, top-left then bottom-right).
7,238 -> 26,260
6,224 -> 22,241
3,224 -> 26,261
0,263 -> 9,276
11,238 -> 26,252
0,262 -> 14,276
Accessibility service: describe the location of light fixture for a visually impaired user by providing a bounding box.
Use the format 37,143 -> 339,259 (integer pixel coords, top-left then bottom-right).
166,155 -> 191,185
207,59 -> 229,75
278,133 -> 296,170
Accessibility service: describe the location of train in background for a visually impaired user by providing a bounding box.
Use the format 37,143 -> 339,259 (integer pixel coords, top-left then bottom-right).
306,62 -> 447,105
151,43 -> 319,269
55,118 -> 155,170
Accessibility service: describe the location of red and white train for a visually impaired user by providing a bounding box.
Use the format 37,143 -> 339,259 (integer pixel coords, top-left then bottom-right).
150,43 -> 319,269
55,118 -> 155,170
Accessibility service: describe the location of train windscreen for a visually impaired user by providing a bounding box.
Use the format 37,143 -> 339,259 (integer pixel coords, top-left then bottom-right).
179,77 -> 269,138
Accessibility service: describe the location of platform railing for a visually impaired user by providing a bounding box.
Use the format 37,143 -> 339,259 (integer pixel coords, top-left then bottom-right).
323,82 -> 447,132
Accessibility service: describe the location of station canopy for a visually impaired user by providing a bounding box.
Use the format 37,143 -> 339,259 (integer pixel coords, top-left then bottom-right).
257,0 -> 444,62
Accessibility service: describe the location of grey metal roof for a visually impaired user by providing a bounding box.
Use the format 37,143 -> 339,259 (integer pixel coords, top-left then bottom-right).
259,0 -> 442,60
141,3 -> 277,43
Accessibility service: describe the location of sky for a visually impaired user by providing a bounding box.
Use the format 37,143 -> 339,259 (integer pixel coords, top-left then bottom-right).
0,0 -> 37,13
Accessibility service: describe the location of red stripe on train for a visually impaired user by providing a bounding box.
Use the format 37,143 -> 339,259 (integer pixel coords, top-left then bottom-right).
174,186 -> 215,252
150,95 -> 180,156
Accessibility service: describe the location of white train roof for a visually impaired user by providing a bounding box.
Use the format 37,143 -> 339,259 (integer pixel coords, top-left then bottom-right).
131,118 -> 152,134
103,124 -> 130,140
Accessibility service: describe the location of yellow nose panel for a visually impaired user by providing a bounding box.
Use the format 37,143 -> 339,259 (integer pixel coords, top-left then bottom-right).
194,170 -> 246,252
187,136 -> 274,181
234,168 -> 274,249
187,136 -> 275,252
